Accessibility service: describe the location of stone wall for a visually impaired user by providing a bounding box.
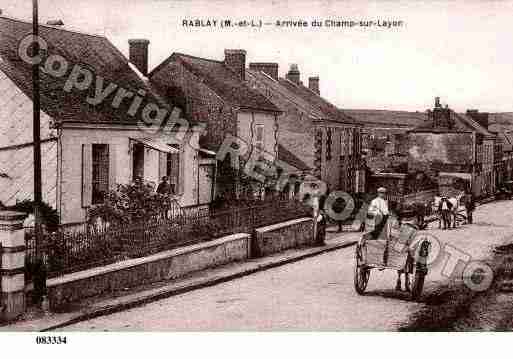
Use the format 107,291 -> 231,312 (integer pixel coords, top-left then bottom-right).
42,216 -> 318,310
408,132 -> 474,173
46,233 -> 251,309
252,217 -> 315,257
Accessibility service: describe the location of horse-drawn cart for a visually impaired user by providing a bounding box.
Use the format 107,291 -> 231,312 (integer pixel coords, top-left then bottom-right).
354,214 -> 431,301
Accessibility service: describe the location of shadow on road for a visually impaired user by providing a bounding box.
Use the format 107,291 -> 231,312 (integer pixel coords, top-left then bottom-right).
362,289 -> 413,302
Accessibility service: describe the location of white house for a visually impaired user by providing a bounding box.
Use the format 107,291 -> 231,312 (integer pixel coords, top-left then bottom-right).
0,16 -> 202,225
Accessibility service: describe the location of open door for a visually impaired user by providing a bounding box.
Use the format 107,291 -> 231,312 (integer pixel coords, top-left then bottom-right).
198,163 -> 214,204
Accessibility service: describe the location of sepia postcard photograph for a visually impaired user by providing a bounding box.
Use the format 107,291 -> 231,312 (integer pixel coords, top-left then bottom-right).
0,0 -> 513,351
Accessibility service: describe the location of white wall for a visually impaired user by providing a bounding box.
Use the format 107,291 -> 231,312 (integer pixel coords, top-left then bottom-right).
0,141 -> 57,208
0,71 -> 56,147
237,111 -> 277,158
59,127 -> 199,224
0,70 -> 57,208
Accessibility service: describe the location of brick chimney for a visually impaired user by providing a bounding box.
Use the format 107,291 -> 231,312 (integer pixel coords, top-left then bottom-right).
249,62 -> 278,80
286,64 -> 301,85
224,49 -> 246,81
466,109 -> 489,129
308,76 -> 320,95
431,97 -> 453,129
128,39 -> 150,76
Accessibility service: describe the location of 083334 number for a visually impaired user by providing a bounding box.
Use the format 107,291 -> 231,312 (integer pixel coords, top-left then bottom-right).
35,336 -> 67,344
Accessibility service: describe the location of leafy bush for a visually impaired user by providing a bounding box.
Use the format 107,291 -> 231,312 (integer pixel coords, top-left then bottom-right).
88,180 -> 171,226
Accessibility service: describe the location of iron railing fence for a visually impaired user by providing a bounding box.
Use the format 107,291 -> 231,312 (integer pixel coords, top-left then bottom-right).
25,200 -> 310,280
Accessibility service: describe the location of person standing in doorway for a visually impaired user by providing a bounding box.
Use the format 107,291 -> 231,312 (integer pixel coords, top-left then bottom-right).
157,176 -> 171,219
157,176 -> 170,195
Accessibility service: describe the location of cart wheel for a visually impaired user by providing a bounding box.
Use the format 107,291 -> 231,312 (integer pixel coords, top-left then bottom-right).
411,269 -> 426,301
354,245 -> 370,295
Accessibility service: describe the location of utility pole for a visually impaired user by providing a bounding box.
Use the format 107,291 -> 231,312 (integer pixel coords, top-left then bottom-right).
32,0 -> 43,257
32,0 -> 47,305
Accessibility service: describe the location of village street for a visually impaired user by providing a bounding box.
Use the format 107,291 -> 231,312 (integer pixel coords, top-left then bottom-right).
60,200 -> 513,331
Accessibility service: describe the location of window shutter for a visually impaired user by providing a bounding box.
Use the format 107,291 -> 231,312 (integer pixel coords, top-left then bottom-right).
158,152 -> 167,179
82,144 -> 92,207
108,144 -> 117,190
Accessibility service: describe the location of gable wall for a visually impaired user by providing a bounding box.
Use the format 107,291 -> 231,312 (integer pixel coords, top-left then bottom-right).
0,70 -> 56,147
0,70 -> 57,208
245,73 -> 315,169
151,61 -> 237,150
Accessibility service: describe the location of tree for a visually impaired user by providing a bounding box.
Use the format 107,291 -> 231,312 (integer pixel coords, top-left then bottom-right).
213,155 -> 282,210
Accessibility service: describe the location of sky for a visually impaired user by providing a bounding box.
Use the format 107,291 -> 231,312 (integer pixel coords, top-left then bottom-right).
2,0 -> 513,113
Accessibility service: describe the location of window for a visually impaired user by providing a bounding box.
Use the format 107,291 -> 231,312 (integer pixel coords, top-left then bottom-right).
340,128 -> 349,156
326,128 -> 332,161
167,152 -> 180,194
255,124 -> 264,150
132,143 -> 145,181
92,144 -> 109,204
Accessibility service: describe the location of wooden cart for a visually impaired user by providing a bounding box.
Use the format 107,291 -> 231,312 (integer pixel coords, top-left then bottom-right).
354,214 -> 431,301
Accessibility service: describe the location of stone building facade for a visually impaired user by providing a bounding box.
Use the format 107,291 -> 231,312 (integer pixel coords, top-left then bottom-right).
408,98 -> 497,198
246,63 -> 364,194
150,50 -> 314,200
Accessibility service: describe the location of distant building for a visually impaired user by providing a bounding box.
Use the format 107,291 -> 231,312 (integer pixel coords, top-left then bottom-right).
408,98 -> 497,198
344,109 -> 428,173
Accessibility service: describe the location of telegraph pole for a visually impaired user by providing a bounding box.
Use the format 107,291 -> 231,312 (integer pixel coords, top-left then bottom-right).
32,0 -> 43,254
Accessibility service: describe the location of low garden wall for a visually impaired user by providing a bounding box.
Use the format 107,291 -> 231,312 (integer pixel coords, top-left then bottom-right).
252,217 -> 316,257
42,215 -> 317,310
46,233 -> 251,309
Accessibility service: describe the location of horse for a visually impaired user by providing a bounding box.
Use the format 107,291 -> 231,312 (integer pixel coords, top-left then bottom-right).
448,197 -> 458,228
448,193 -> 466,228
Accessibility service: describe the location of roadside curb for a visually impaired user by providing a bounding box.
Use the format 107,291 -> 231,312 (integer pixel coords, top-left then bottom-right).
38,239 -> 356,331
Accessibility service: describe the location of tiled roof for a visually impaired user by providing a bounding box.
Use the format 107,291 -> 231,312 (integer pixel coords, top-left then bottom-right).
150,53 -> 280,113
454,112 -> 495,137
0,16 -> 176,125
246,69 -> 325,120
343,109 -> 429,128
409,107 -> 496,137
277,78 -> 356,125
277,143 -> 311,172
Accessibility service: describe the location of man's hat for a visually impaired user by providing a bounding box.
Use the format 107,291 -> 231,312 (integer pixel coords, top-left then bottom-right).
377,187 -> 387,193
